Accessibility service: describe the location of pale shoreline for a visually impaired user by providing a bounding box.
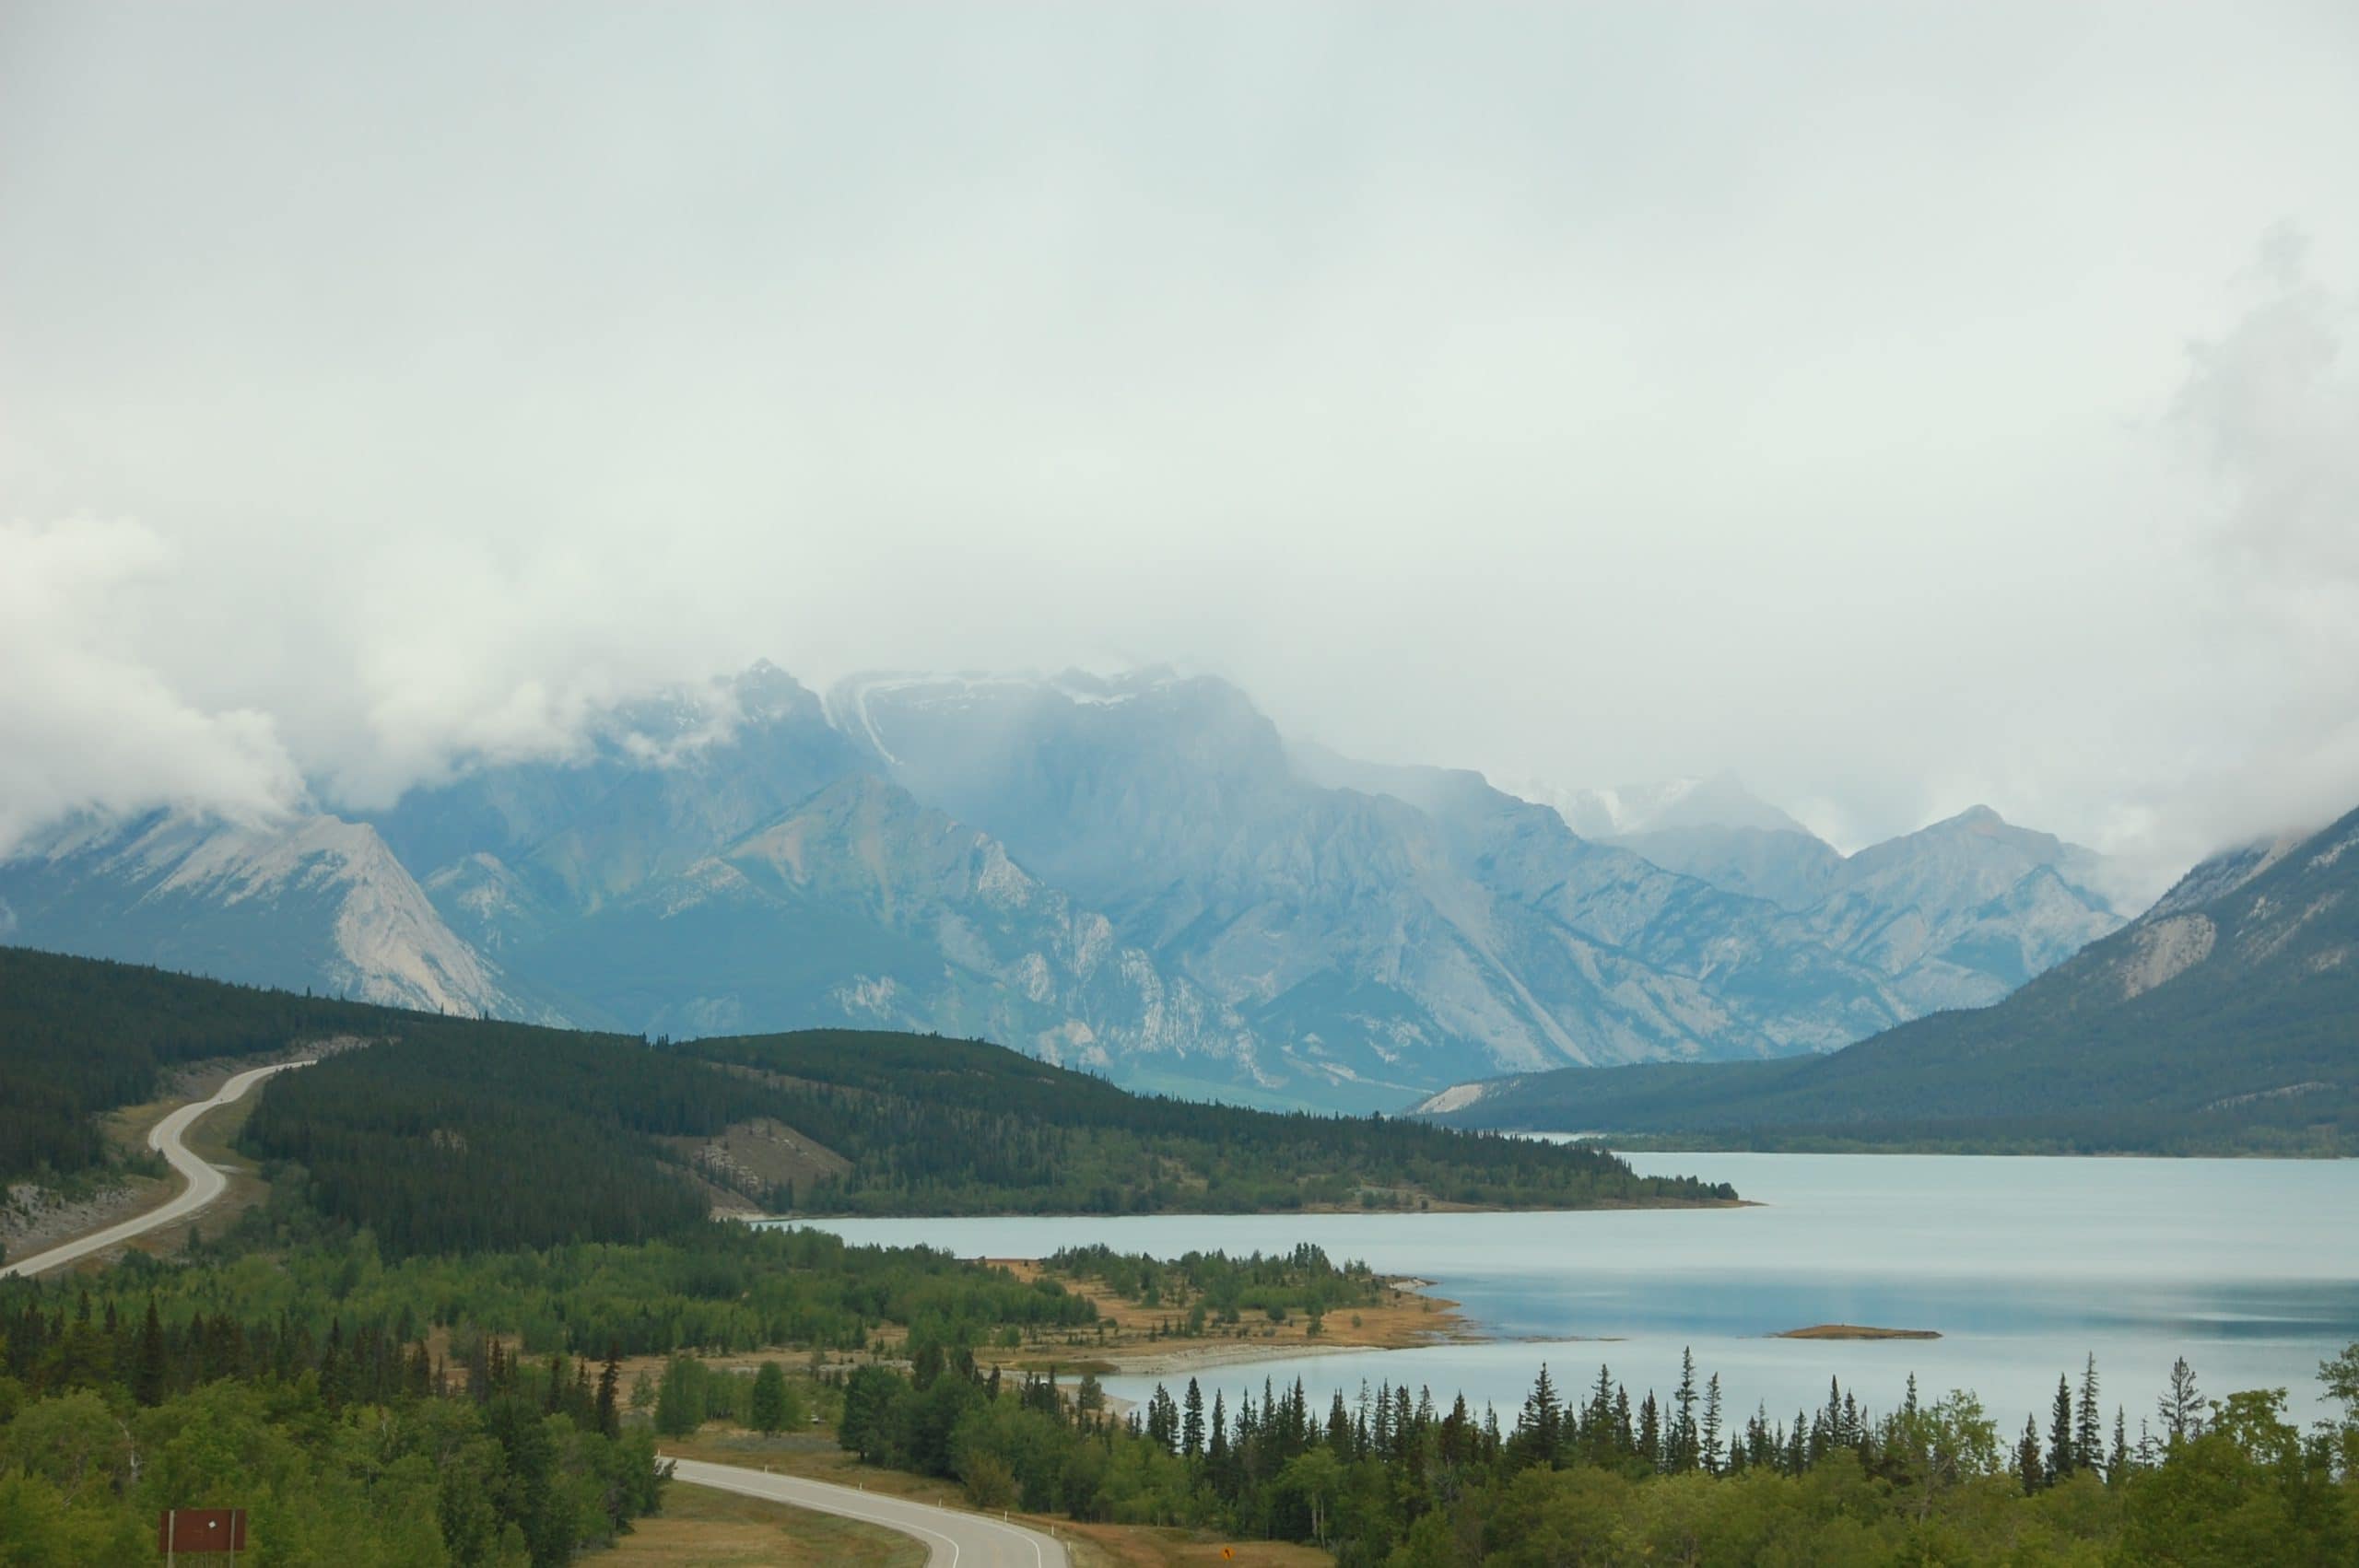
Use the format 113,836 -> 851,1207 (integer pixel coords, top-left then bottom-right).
1098,1338 -> 1390,1378
982,1259 -> 1487,1383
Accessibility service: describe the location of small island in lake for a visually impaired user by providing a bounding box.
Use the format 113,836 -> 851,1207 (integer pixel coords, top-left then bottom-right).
1777,1324 -> 1942,1340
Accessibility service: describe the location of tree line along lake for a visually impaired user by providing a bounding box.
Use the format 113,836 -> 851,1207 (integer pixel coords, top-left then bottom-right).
777,1151 -> 2359,1437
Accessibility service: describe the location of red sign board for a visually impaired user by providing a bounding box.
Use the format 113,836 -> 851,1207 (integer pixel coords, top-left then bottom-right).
157,1508 -> 247,1554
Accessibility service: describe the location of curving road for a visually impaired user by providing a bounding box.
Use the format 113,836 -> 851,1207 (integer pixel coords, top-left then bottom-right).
663,1456 -> 1067,1568
1,1059 -> 312,1280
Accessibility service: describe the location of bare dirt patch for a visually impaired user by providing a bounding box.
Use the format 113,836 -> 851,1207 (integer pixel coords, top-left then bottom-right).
2,1175 -> 171,1262
665,1118 -> 851,1211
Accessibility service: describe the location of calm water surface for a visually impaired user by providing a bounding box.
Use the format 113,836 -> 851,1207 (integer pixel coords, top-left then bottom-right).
779,1153 -> 2359,1433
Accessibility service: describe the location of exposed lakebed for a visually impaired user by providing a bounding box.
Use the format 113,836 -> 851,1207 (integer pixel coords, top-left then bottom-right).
775,1152 -> 2359,1432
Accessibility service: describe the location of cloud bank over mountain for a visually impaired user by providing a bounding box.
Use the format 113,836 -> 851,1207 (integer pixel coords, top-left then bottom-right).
3,6 -> 2355,874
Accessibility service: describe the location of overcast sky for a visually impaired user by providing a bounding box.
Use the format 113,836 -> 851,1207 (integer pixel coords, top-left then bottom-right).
4,3 -> 2355,884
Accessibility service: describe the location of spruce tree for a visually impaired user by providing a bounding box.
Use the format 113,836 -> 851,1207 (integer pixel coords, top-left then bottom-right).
1700,1373 -> 1723,1476
2160,1356 -> 2202,1444
1672,1348 -> 1700,1471
1585,1364 -> 1617,1462
596,1342 -> 622,1439
133,1299 -> 168,1407
1519,1363 -> 1563,1466
2048,1375 -> 2076,1481
2017,1415 -> 2046,1494
2075,1354 -> 2102,1473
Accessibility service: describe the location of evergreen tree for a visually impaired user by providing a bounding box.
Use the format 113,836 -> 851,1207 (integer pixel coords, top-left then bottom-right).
2048,1375 -> 2076,1481
1583,1364 -> 1616,1462
2075,1354 -> 2102,1472
1518,1363 -> 1564,1466
2160,1356 -> 2202,1444
750,1362 -> 790,1434
1700,1372 -> 1723,1475
2016,1414 -> 2046,1494
1672,1348 -> 1700,1471
596,1342 -> 622,1439
1183,1377 -> 1206,1459
133,1299 -> 167,1408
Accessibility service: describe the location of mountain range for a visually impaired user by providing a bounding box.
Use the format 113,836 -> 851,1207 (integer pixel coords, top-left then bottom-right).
0,663 -> 2142,1110
1413,803 -> 2359,1152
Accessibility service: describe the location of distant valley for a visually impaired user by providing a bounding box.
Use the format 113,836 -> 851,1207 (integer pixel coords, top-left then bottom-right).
0,663 -> 2142,1110
1416,803 -> 2359,1153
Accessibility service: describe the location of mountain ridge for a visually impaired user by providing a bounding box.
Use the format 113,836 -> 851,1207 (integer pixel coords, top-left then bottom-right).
1,662 -> 2157,1110
1412,803 -> 2359,1152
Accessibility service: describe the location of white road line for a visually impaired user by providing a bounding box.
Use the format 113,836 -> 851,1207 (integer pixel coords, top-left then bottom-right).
1,1059 -> 312,1279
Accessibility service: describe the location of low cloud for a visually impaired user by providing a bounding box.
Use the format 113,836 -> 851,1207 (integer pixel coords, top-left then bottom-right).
3,7 -> 2356,887
2160,228 -> 2359,861
0,519 -> 302,850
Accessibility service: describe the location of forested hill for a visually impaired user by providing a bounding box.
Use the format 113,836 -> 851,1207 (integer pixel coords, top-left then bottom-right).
0,945 -> 417,1184
680,1029 -> 1735,1213
1414,805 -> 2359,1154
0,948 -> 1735,1253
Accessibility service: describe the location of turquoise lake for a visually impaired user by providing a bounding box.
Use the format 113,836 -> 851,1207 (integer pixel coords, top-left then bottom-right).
779,1152 -> 2359,1436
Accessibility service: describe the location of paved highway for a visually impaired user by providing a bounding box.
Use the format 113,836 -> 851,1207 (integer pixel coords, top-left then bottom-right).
664,1456 -> 1067,1568
1,1059 -> 311,1279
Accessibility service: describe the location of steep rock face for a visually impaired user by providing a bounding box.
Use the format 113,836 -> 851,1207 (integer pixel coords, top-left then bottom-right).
0,810 -> 525,1017
1609,825 -> 1845,911
827,673 -> 1953,1092
1796,808 -> 2128,1010
1512,778 -> 2136,1017
492,774 -> 1263,1084
372,661 -> 868,925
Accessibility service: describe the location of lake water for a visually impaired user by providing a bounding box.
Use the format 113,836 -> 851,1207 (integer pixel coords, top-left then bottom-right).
776,1153 -> 2359,1436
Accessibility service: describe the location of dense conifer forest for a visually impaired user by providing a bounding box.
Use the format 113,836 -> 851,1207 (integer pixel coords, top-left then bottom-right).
2,948 -> 1737,1231
678,1029 -> 1735,1212
840,1343 -> 2359,1565
0,947 -> 394,1182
